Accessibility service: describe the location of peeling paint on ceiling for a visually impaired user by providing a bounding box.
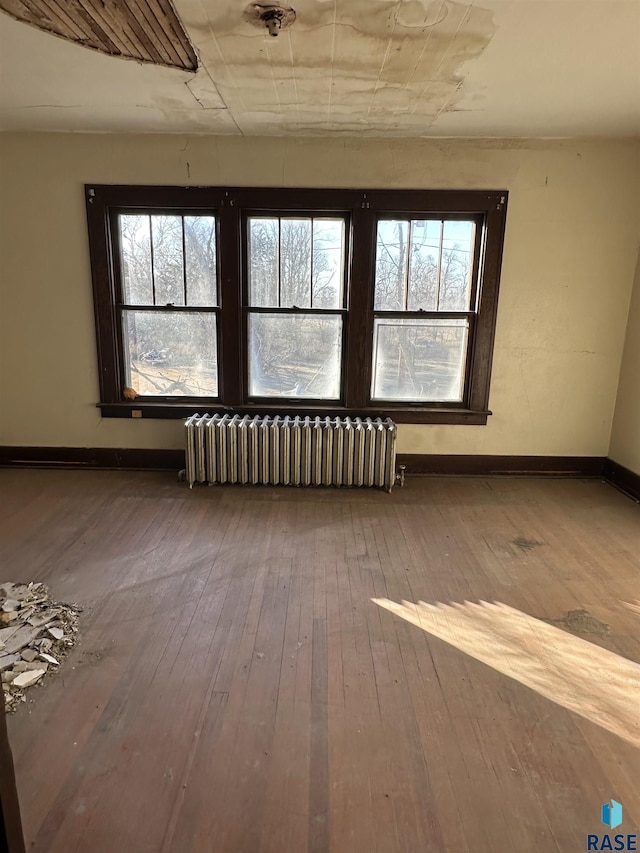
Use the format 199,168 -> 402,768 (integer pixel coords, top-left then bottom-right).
0,0 -> 639,137
181,0 -> 496,135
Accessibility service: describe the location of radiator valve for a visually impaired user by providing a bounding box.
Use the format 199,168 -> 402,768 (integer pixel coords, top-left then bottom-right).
396,465 -> 406,488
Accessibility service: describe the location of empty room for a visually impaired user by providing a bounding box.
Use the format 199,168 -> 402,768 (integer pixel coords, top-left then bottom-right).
0,0 -> 639,851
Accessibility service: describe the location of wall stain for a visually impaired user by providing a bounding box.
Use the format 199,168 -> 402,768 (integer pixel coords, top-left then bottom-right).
182,0 -> 497,132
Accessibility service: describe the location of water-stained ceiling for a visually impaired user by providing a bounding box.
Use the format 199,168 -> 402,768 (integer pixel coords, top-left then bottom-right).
1,0 -> 639,137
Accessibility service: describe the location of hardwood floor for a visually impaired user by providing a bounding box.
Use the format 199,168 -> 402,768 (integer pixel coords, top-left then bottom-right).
0,470 -> 638,852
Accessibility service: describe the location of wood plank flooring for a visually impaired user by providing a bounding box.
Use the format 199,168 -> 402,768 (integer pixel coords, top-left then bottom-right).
0,470 -> 638,852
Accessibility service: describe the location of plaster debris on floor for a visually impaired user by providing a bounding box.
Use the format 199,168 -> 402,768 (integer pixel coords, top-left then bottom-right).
0,582 -> 81,712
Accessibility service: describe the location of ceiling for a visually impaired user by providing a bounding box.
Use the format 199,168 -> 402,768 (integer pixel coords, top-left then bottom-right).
1,0 -> 639,137
0,0 -> 197,70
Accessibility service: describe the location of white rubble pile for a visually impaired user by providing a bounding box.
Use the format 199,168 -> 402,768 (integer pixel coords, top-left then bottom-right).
0,582 -> 81,713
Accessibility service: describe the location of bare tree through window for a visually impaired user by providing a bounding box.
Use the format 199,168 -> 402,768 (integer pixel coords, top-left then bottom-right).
119,213 -> 218,397
372,219 -> 475,402
88,186 -> 507,421
247,216 -> 346,399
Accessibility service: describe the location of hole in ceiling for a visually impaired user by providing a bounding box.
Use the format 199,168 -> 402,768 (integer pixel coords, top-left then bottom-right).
243,3 -> 297,37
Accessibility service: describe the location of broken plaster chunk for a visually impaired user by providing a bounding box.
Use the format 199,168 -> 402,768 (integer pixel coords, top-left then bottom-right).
12,661 -> 47,673
21,649 -> 38,662
48,627 -> 64,641
28,610 -> 60,629
16,607 -> 35,621
2,599 -> 21,612
4,626 -> 43,655
0,611 -> 19,624
39,653 -> 59,666
11,584 -> 32,600
15,661 -> 47,674
0,654 -> 20,671
12,669 -> 46,689
1,671 -> 17,684
0,626 -> 21,644
0,583 -> 26,600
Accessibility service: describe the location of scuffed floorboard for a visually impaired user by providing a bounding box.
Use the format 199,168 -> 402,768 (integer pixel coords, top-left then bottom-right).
0,470 -> 638,851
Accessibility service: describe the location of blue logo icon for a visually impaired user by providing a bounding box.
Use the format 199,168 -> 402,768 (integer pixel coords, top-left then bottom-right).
602,800 -> 623,830
588,799 -> 635,850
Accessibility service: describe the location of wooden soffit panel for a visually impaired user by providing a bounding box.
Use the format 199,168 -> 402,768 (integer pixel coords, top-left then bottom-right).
0,0 -> 197,70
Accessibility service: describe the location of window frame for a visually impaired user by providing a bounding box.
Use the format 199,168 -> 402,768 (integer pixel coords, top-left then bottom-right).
86,185 -> 508,424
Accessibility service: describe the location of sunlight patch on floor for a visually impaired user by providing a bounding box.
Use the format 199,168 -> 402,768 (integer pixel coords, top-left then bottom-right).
372,598 -> 640,749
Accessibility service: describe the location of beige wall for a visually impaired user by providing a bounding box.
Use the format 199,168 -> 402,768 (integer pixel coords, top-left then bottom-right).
609,252 -> 640,474
0,133 -> 639,455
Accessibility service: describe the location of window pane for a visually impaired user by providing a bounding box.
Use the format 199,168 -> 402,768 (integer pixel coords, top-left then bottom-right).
439,220 -> 475,310
123,310 -> 218,397
152,215 -> 185,306
121,214 -> 217,307
312,219 -> 345,308
248,313 -> 342,399
248,217 -> 346,309
248,217 -> 279,307
375,220 -> 409,310
375,218 -> 476,312
184,216 -> 217,307
120,215 -> 153,305
407,219 -> 441,311
371,318 -> 468,402
280,218 -> 312,307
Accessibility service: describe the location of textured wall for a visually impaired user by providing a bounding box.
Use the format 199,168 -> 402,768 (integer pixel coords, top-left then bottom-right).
609,253 -> 640,474
0,133 -> 638,455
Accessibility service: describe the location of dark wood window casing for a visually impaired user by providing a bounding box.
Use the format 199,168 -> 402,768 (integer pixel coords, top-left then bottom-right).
86,186 -> 508,424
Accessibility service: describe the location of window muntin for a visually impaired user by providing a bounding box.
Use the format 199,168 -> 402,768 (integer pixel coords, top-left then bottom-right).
117,213 -> 219,397
372,217 -> 477,403
246,215 -> 347,401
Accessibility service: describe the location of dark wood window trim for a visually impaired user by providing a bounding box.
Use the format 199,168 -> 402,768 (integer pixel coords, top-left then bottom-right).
86,185 -> 508,424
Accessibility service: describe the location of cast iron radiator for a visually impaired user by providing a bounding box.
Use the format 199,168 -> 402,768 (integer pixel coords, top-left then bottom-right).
185,414 -> 398,492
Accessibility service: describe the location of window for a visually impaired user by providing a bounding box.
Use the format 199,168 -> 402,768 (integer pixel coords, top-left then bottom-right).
87,186 -> 507,423
246,216 -> 347,400
371,217 -> 479,404
119,213 -> 219,397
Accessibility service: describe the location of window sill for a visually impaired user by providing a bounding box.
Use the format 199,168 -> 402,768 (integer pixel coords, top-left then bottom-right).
97,402 -> 490,425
